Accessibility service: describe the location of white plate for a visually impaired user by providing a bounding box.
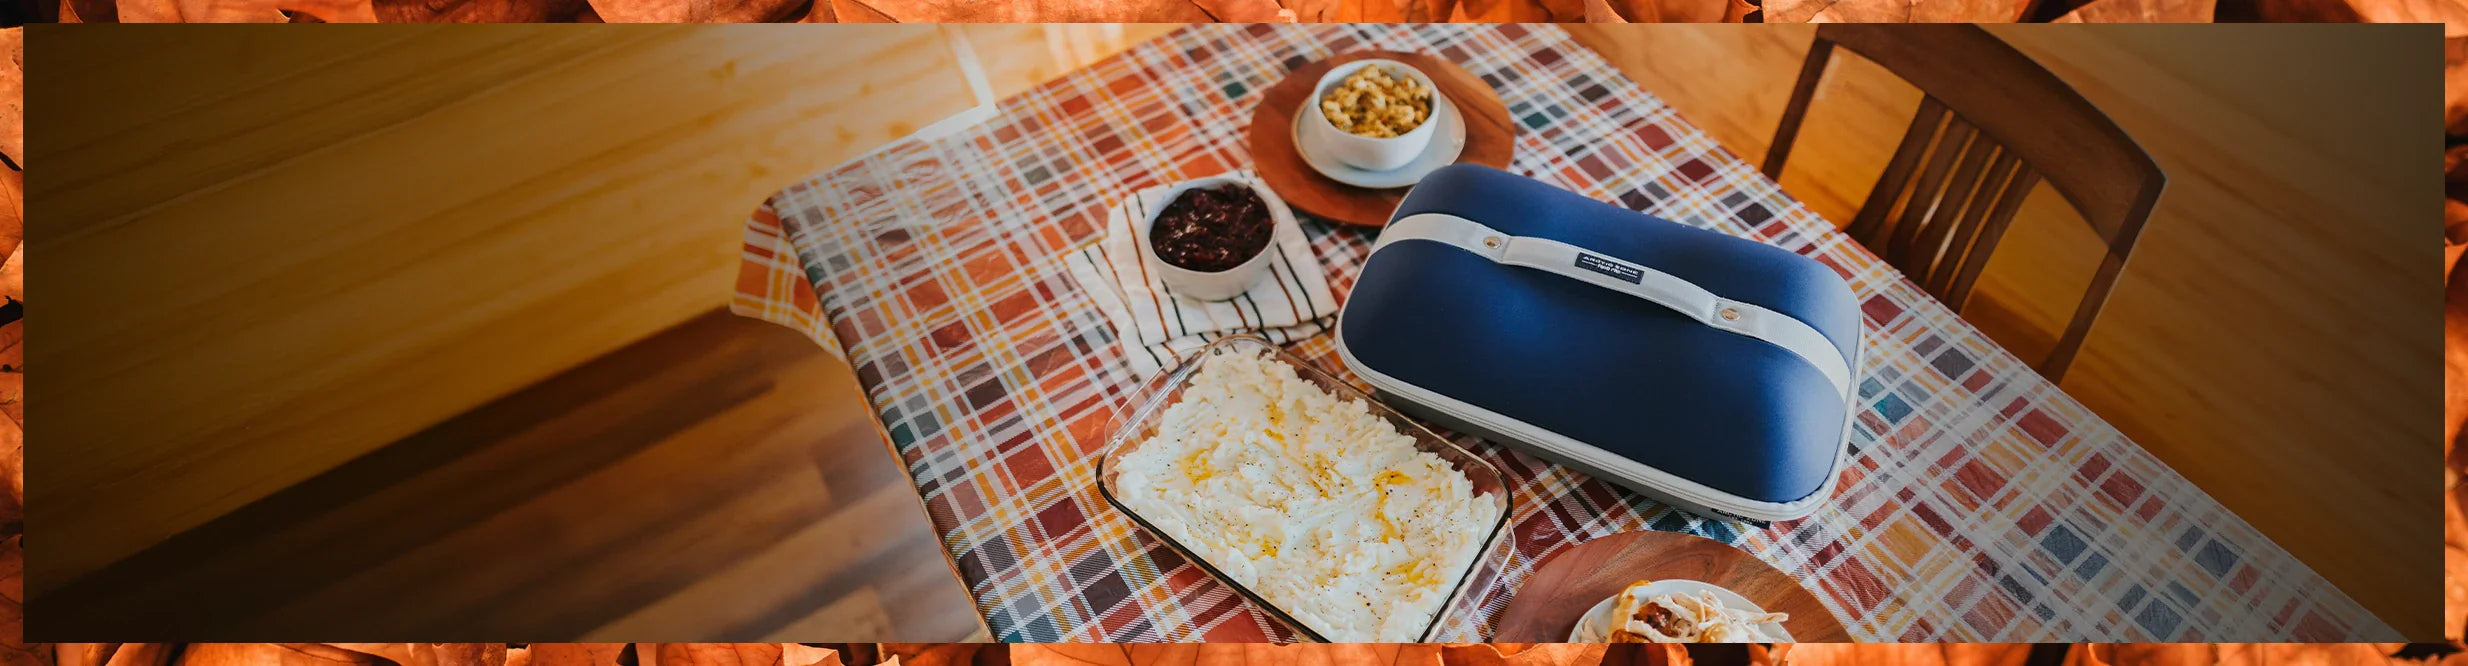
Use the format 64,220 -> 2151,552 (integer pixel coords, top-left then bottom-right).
1568,579 -> 1794,643
1292,95 -> 1468,190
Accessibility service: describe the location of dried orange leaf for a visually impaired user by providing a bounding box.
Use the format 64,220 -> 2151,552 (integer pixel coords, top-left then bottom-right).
2451,492 -> 2468,641
0,537 -> 17,607
834,0 -> 1213,21
324,645 -> 504,666
0,611 -> 37,666
1011,646 -> 1126,666
374,0 -> 590,21
810,0 -> 892,20
2452,233 -> 2468,473
586,0 -> 802,21
525,645 -> 626,666
1450,0 -> 1571,19
0,419 -> 18,527
0,547 -> 22,666
2050,0 -> 2210,21
777,646 -> 837,666
101,0 -> 374,21
0,29 -> 17,169
1581,0 -> 1733,20
2237,0 -> 2468,33
1392,646 -> 1446,666
1189,0 -> 1288,20
1765,0 -> 2033,22
651,644 -> 781,666
0,637 -> 32,666
0,168 -> 20,267
1278,0 -> 1339,20
61,645 -> 124,666
180,644 -> 388,666
1438,644 -> 1605,666
105,645 -> 174,666
2452,38 -> 2468,137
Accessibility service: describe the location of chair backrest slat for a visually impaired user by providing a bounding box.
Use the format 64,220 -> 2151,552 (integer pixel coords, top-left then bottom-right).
1925,151 -> 2025,297
1885,113 -> 1982,271
1764,24 -> 2164,382
1944,164 -> 2041,317
1913,136 -> 2001,292
1843,97 -> 1946,243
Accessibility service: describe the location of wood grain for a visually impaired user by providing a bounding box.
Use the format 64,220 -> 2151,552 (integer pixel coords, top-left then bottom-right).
959,24 -> 1184,101
1247,50 -> 1512,227
1567,24 -> 2435,636
30,310 -> 983,640
1492,531 -> 1851,643
29,24 -> 987,600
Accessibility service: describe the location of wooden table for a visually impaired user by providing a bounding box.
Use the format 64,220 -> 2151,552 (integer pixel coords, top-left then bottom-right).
734,24 -> 2391,642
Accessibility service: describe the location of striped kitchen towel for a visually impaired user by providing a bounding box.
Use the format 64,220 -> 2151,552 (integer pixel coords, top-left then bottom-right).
1065,170 -> 1337,378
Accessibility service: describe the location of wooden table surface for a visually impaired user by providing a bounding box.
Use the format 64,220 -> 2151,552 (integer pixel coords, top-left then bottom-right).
32,23 -> 2432,636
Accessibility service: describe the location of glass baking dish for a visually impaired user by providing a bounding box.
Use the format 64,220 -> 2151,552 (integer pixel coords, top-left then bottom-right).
1095,334 -> 1515,642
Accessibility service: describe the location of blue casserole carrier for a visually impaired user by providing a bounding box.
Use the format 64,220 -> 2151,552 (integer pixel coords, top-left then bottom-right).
1335,164 -> 1863,522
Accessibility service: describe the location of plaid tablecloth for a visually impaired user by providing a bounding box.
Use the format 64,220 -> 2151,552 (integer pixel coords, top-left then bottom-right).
729,24 -> 2391,642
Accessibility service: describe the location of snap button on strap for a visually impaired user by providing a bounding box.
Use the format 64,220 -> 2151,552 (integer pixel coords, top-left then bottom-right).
1371,212 -> 1856,398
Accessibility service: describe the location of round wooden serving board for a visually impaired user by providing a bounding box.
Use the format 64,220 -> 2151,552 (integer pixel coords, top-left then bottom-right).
1493,530 -> 1854,642
1246,51 -> 1515,228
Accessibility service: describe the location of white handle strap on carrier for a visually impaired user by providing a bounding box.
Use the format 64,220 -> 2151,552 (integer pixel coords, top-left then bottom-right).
1372,212 -> 1855,399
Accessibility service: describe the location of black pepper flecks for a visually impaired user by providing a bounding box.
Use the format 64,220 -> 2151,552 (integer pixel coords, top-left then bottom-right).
1150,184 -> 1273,272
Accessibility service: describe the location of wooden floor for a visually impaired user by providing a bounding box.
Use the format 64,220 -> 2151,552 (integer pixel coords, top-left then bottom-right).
30,310 -> 984,641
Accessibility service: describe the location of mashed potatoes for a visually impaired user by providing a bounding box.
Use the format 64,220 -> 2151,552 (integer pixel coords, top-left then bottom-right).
1112,348 -> 1499,642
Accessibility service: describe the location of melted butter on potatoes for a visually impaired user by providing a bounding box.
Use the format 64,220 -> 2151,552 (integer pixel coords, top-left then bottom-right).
1114,349 -> 1497,641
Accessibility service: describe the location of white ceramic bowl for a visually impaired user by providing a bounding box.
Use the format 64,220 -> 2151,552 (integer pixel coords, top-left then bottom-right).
1298,59 -> 1444,172
1141,175 -> 1292,301
1568,580 -> 1794,643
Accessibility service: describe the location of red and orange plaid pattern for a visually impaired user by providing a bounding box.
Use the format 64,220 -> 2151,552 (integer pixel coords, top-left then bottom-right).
730,24 -> 2389,642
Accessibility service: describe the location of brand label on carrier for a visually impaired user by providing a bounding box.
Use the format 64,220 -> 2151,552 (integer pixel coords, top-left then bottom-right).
1573,253 -> 1644,284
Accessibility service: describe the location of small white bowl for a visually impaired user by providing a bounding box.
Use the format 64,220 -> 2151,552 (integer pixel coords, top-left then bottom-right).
1140,175 -> 1292,301
1298,59 -> 1444,172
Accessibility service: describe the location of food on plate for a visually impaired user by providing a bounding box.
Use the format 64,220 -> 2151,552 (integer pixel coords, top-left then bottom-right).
1110,348 -> 1499,642
1150,184 -> 1274,272
1606,581 -> 1788,643
1319,66 -> 1433,139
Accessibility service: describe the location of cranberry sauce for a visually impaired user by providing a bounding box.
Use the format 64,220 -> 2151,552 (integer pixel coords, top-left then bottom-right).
1150,184 -> 1274,272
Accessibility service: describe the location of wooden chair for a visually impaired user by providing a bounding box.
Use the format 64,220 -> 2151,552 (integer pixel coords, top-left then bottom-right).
1763,25 -> 2164,383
